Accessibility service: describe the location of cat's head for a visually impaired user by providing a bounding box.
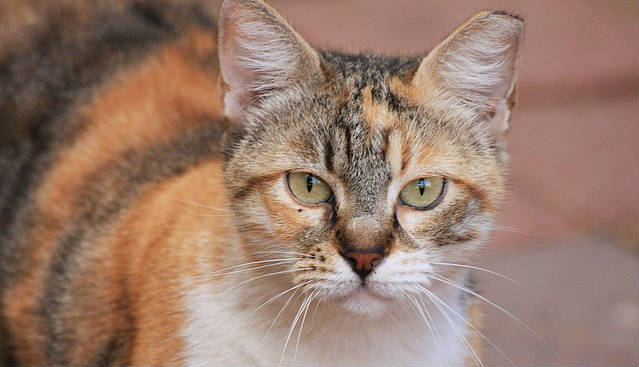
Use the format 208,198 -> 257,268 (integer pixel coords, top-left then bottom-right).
218,0 -> 523,315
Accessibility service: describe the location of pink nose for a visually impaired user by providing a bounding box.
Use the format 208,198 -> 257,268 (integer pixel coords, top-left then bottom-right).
341,252 -> 384,279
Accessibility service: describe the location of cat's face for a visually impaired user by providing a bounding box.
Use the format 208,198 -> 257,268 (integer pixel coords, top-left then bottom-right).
219,0 -> 522,314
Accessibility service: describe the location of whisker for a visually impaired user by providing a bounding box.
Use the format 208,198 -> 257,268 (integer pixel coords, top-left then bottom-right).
412,282 -> 483,367
407,294 -> 438,346
253,281 -> 312,315
254,250 -> 314,258
310,294 -> 322,319
428,261 -> 551,311
294,290 -> 317,366
179,199 -> 233,212
491,225 -> 550,238
280,291 -> 313,366
417,295 -> 441,341
236,268 -> 314,288
207,261 -> 296,279
429,261 -> 519,284
428,273 -> 561,360
265,287 -> 301,339
414,283 -> 514,365
208,258 -> 299,276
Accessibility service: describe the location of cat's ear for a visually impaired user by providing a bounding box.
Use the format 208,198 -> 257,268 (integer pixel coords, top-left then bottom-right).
218,0 -> 322,121
413,11 -> 523,134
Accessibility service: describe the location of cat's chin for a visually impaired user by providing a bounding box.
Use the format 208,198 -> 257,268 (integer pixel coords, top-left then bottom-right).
339,286 -> 390,316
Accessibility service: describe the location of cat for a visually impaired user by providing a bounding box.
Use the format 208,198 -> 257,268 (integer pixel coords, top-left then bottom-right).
0,0 -> 523,365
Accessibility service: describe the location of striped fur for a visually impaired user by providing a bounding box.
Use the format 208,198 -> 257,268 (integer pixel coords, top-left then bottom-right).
0,0 -> 523,365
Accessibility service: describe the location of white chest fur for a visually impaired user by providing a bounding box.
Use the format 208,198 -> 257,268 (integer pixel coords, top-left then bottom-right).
181,277 -> 473,366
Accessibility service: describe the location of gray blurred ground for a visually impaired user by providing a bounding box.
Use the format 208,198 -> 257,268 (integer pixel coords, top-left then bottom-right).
256,1 -> 638,365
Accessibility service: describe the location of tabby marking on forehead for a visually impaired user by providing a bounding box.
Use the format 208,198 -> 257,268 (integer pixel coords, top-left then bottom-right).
388,76 -> 421,106
362,86 -> 398,132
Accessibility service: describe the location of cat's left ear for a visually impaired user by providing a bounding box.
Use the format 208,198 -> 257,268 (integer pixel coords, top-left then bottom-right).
413,11 -> 524,135
218,0 -> 322,121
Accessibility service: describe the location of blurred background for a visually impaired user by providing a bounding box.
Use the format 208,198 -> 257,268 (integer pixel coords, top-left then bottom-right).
251,0 -> 638,365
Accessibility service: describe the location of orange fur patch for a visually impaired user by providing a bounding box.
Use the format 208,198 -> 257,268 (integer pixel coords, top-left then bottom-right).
4,29 -> 224,364
388,76 -> 420,106
36,27 -> 222,236
362,86 -> 398,133
114,159 -> 229,364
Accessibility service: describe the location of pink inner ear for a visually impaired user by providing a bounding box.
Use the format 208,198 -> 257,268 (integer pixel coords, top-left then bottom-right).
442,37 -> 519,107
217,0 -> 321,121
414,12 -> 523,120
220,35 -> 258,112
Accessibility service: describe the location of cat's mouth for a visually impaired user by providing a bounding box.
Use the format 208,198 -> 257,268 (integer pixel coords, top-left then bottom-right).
338,284 -> 391,314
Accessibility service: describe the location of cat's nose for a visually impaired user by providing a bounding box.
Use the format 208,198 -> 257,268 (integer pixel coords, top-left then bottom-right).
340,250 -> 384,279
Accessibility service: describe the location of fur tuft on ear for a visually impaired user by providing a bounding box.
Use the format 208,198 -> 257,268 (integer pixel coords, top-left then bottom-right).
218,0 -> 321,121
414,11 -> 524,133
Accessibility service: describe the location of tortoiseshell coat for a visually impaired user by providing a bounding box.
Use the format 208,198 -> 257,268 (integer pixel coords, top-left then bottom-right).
1,1 -> 522,365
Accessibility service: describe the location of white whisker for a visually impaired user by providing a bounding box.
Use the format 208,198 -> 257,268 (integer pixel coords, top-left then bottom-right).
428,261 -> 551,310
237,268 -> 314,288
254,250 -> 314,258
412,282 -> 483,367
417,295 -> 441,341
415,283 -> 514,365
208,258 -> 299,276
253,281 -> 312,315
310,294 -> 322,319
280,291 -> 313,366
407,294 -> 438,346
294,290 -> 317,365
491,224 -> 550,238
428,273 -> 559,359
179,199 -> 233,212
207,260 -> 296,279
265,287 -> 301,339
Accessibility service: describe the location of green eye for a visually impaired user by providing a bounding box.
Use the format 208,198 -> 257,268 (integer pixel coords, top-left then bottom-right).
399,177 -> 446,209
287,172 -> 333,204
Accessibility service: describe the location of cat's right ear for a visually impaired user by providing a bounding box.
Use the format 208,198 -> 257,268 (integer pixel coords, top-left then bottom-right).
412,11 -> 524,136
218,0 -> 322,121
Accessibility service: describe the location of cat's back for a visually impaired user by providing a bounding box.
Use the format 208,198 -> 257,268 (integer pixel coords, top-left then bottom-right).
0,1 -> 225,363
0,0 -> 222,260
0,0 -> 220,200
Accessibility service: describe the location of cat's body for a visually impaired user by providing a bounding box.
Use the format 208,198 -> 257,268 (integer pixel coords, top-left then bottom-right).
0,0 -> 522,365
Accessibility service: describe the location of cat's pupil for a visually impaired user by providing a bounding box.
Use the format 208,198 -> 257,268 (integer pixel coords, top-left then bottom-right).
418,178 -> 429,196
306,174 -> 314,193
